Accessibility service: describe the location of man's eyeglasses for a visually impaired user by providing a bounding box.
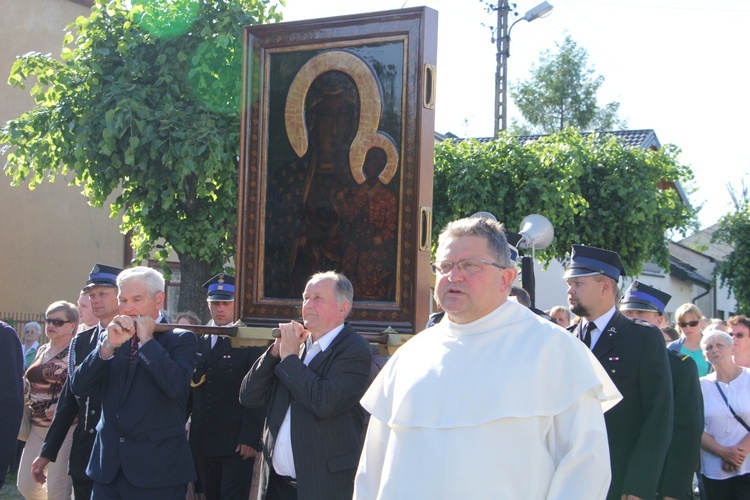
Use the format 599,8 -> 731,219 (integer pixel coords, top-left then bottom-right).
678,320 -> 700,328
45,318 -> 73,327
730,332 -> 746,339
430,259 -> 504,276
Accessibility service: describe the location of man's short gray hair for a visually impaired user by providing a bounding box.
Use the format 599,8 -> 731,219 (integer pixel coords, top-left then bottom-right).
307,271 -> 354,309
117,266 -> 165,298
438,217 -> 513,268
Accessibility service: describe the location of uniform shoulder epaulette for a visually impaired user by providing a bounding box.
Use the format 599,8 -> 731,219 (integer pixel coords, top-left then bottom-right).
666,349 -> 692,362
630,318 -> 652,327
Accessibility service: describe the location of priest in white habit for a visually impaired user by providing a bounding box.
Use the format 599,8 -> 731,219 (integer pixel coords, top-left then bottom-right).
354,216 -> 622,499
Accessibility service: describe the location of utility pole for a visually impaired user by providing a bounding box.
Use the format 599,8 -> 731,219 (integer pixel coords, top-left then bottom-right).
493,0 -> 511,138
491,1 -> 553,138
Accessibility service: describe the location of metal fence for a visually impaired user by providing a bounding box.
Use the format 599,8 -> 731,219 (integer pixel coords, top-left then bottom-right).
0,311 -> 46,341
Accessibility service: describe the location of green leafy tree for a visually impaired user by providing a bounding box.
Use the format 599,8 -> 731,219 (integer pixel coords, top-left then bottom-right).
511,35 -> 625,134
1,0 -> 283,319
714,183 -> 750,313
433,128 -> 697,275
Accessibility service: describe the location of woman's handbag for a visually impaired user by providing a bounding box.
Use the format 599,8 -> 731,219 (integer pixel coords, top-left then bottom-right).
18,369 -> 33,441
17,404 -> 31,441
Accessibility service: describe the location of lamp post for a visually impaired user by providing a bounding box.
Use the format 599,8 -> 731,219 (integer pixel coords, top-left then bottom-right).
493,1 -> 553,137
518,214 -> 554,308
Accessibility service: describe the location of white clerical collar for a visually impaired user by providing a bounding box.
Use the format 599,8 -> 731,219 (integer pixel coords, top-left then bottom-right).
443,300 -> 520,337
306,323 -> 345,353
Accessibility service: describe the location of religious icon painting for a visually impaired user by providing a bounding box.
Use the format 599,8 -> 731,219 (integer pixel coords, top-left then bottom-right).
236,8 -> 437,333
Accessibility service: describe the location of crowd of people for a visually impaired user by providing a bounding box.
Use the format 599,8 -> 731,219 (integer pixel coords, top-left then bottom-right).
0,215 -> 748,500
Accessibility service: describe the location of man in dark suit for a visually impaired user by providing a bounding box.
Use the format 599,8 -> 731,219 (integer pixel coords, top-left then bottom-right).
32,263 -> 122,499
620,281 -> 703,500
190,273 -> 265,499
240,271 -> 372,500
71,266 -> 197,499
0,321 -> 24,491
565,245 -> 673,500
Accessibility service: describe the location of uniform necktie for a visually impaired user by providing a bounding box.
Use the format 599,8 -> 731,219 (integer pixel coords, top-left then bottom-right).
583,322 -> 596,348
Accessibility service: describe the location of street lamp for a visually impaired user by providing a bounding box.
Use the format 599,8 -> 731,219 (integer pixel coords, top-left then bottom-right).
518,214 -> 554,308
493,1 -> 553,137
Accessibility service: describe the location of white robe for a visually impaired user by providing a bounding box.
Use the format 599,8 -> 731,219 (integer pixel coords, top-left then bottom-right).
354,301 -> 621,500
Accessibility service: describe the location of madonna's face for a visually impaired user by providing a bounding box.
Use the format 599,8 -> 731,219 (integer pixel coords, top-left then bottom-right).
314,94 -> 355,162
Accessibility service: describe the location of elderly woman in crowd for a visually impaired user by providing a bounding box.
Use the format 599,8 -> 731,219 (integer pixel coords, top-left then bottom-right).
699,329 -> 750,499
17,301 -> 78,500
670,303 -> 712,376
21,322 -> 42,370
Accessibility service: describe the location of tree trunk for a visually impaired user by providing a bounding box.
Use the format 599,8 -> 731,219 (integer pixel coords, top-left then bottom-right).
176,254 -> 213,323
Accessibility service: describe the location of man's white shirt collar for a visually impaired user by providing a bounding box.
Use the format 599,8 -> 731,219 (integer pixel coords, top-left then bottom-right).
306,323 -> 345,354
587,306 -> 617,349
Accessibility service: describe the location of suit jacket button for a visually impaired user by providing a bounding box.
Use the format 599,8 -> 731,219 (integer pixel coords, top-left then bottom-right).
611,369 -> 616,374
119,437 -> 125,443
88,429 -> 95,434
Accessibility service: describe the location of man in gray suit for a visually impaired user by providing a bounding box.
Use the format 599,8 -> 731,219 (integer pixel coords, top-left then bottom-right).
240,271 -> 372,500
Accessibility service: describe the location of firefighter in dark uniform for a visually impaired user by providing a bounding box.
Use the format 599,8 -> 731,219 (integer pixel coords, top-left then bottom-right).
190,274 -> 265,499
620,281 -> 704,500
34,263 -> 123,499
565,245 -> 673,500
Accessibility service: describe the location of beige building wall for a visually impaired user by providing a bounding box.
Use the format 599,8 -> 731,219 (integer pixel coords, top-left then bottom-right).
1,0 -> 124,319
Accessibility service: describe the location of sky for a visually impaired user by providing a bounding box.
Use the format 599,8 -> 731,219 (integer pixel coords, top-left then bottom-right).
279,0 -> 749,232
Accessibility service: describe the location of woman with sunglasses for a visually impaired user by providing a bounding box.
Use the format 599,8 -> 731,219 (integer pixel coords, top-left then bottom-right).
669,303 -> 712,376
17,301 -> 78,500
698,329 -> 750,499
